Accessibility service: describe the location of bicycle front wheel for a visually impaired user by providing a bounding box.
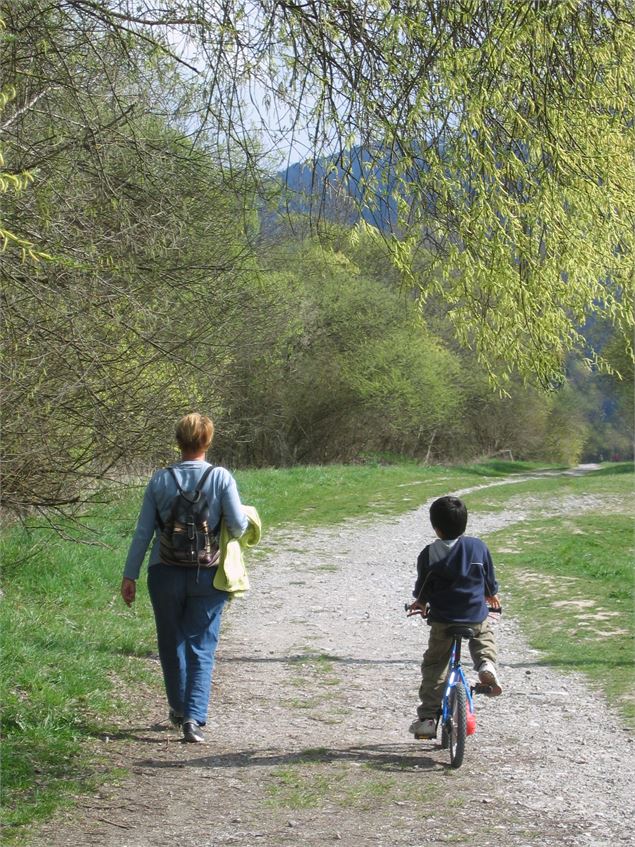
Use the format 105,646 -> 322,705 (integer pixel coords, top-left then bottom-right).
447,683 -> 467,768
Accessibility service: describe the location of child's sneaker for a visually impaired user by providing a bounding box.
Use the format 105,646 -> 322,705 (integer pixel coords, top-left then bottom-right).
409,718 -> 437,739
477,661 -> 502,696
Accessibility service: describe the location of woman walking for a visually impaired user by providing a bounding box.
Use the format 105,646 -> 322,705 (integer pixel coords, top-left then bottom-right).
121,413 -> 248,742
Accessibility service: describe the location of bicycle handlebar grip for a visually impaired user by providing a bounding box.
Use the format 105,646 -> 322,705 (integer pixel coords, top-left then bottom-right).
406,603 -> 502,614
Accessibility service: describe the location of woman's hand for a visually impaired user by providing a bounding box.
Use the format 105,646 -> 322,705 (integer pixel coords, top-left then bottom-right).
486,594 -> 501,610
121,577 -> 136,607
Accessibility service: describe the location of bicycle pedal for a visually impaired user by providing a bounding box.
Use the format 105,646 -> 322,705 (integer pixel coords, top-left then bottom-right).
472,683 -> 492,695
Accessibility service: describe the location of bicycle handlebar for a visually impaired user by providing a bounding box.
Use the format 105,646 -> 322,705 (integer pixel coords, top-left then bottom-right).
404,603 -> 503,615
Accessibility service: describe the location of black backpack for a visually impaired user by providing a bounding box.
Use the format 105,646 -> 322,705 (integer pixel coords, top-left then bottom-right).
157,466 -> 220,567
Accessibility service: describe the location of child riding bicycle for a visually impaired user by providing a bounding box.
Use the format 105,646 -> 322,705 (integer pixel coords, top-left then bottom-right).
408,495 -> 502,739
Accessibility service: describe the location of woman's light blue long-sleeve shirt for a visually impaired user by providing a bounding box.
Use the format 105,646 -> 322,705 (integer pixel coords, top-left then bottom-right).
123,460 -> 248,580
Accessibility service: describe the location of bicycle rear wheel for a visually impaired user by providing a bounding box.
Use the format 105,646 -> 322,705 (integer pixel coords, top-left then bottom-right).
447,683 -> 467,768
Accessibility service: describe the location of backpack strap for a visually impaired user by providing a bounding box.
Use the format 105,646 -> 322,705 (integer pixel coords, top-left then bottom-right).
156,465 -> 215,530
194,465 -> 214,493
156,466 -> 180,531
167,465 -> 184,493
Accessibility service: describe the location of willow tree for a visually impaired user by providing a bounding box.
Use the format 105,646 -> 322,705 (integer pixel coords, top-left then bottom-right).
0,6 -> 266,517
219,0 -> 634,385
2,2 -> 634,509
4,1 -> 633,387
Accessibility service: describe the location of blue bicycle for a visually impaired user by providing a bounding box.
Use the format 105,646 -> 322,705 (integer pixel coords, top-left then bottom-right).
439,623 -> 479,768
406,605 -> 501,769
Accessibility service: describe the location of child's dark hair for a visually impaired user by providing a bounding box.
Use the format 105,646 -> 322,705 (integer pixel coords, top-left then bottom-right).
429,496 -> 468,539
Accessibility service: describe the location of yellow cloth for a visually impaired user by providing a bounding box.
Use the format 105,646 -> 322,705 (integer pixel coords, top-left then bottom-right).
213,505 -> 261,597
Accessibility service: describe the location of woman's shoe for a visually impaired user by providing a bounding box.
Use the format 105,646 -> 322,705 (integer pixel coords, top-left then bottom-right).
168,709 -> 183,727
183,719 -> 205,743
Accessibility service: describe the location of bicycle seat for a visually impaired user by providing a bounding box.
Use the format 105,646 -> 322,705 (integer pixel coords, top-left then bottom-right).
446,626 -> 475,640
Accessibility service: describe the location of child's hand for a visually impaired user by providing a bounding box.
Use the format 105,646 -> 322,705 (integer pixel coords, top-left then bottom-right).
486,594 -> 501,610
406,600 -> 429,617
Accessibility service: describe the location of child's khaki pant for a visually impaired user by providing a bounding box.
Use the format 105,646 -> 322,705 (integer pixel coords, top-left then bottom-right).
417,618 -> 497,719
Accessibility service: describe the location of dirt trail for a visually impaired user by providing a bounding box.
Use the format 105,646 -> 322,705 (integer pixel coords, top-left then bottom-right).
29,478 -> 634,847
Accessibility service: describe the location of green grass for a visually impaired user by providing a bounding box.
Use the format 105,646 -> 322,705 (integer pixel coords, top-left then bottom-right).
489,505 -> 635,724
286,652 -> 343,712
266,766 -> 336,809
265,762 -> 429,810
0,459 -> 630,835
233,460 -> 555,529
464,462 -> 634,512
0,491 -> 158,837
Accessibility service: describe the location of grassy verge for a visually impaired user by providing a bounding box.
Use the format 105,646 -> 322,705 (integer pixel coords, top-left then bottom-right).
233,459 -> 558,529
462,461 -> 634,512
0,495 -> 159,836
0,459 -> 623,836
481,465 -> 634,725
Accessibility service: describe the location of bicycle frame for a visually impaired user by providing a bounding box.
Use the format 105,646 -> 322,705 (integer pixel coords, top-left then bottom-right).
440,636 -> 474,725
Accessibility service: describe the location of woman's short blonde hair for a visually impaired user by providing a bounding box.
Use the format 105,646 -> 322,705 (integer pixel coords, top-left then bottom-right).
175,413 -> 214,453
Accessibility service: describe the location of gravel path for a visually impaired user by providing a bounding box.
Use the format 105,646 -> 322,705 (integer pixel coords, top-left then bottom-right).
28,477 -> 635,847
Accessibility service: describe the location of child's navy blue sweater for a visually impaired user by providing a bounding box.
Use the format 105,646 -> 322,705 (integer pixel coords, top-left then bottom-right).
414,535 -> 499,624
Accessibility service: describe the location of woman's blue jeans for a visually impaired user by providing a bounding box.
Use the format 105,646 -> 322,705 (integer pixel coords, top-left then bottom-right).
147,564 -> 227,726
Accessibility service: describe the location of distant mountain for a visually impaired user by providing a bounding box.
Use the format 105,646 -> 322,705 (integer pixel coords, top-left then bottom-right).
274,146 -> 400,231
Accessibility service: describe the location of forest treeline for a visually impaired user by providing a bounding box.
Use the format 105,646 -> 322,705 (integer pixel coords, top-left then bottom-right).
1,2 -> 633,519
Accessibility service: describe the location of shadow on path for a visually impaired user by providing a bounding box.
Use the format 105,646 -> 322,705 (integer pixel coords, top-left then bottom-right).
135,743 -> 441,774
224,653 -> 419,666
